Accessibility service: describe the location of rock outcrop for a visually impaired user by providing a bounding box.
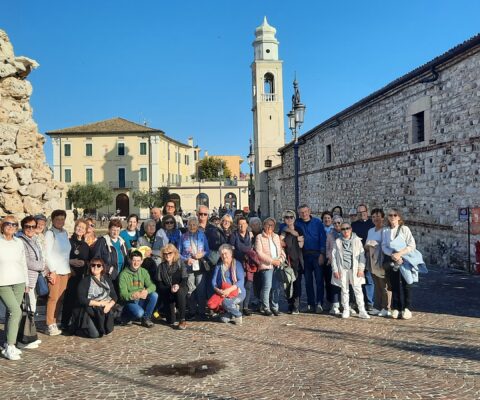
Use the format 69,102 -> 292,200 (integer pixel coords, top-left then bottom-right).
0,30 -> 64,218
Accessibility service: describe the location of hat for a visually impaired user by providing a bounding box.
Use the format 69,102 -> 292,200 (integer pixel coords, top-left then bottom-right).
34,214 -> 47,222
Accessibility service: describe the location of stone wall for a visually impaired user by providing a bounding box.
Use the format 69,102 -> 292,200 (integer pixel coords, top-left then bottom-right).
267,43 -> 480,269
0,30 -> 64,218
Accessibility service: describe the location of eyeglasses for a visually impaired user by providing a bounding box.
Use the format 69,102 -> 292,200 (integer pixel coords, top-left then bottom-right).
24,224 -> 37,229
198,213 -> 208,217
284,216 -> 294,220
3,222 -> 18,228
164,252 -> 173,256
166,205 -> 175,209
333,222 -> 342,225
341,227 -> 351,231
90,263 -> 103,268
388,214 -> 398,217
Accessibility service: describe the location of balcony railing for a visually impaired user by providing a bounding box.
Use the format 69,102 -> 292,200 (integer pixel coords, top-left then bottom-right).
109,181 -> 134,189
261,93 -> 276,102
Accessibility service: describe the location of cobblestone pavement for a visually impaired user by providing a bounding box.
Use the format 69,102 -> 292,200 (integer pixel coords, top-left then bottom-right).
1,267 -> 479,400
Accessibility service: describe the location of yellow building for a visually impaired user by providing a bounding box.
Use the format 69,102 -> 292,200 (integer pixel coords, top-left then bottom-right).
46,117 -> 249,216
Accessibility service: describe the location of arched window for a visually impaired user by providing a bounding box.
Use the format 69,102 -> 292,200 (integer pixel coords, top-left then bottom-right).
196,193 -> 209,208
263,73 -> 275,101
224,192 -> 237,210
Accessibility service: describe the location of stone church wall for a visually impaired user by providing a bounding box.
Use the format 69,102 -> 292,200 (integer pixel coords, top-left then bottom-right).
268,44 -> 480,269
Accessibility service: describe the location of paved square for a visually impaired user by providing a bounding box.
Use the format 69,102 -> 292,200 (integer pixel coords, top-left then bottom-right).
1,267 -> 479,399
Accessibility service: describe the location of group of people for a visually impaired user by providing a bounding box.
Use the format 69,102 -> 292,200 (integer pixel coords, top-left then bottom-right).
0,200 -> 426,361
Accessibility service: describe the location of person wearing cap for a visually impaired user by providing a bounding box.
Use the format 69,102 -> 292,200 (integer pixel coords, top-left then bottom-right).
44,209 -> 72,336
280,210 -> 304,314
331,222 -> 370,320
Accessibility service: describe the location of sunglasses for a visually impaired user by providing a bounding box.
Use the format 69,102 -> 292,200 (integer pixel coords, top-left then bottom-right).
341,227 -> 351,231
90,263 -> 103,268
334,222 -> 342,225
24,224 -> 37,229
198,213 -> 208,217
164,221 -> 175,225
89,224 -> 96,227
164,252 -> 173,256
388,214 -> 398,217
3,222 -> 18,228
284,216 -> 294,219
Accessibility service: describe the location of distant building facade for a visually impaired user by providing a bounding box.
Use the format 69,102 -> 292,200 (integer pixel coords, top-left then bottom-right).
261,33 -> 480,269
47,117 -> 248,216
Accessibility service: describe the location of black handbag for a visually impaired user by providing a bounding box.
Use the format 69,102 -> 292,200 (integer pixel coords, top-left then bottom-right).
17,293 -> 38,344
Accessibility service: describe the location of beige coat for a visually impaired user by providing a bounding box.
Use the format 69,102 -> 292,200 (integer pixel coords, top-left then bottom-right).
331,235 -> 366,287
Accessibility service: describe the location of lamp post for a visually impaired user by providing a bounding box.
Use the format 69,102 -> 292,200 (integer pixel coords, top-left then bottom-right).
288,79 -> 306,211
247,138 -> 255,213
218,163 -> 224,208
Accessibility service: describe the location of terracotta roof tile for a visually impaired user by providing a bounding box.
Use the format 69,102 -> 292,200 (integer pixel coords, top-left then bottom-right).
46,117 -> 162,134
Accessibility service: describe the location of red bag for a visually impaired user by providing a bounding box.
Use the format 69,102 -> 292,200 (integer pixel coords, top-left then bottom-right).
207,282 -> 238,311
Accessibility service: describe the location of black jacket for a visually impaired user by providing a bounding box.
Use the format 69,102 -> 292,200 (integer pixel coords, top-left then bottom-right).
92,236 -> 128,281
77,275 -> 118,307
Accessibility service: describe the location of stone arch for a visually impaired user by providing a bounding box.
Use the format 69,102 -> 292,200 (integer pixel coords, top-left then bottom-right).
224,192 -> 237,210
115,193 -> 129,217
196,193 -> 209,209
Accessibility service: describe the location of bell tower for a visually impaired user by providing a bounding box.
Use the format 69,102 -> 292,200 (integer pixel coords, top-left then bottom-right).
251,17 -> 285,216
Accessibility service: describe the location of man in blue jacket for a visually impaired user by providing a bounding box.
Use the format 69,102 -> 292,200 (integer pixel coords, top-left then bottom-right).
295,204 -> 327,313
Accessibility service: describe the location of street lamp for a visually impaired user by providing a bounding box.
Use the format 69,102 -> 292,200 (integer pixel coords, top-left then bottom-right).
247,138 -> 255,213
288,79 -> 306,211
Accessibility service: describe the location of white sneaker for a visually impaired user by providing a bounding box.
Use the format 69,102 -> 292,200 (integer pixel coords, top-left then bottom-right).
1,345 -> 21,361
47,324 -> 62,336
341,309 -> 350,319
358,310 -> 371,319
402,308 -> 412,320
18,341 -> 40,349
316,304 -> 323,314
368,308 -> 380,316
3,342 -> 22,355
350,308 -> 357,316
378,308 -> 390,317
329,307 -> 341,316
391,309 -> 399,319
233,316 -> 243,325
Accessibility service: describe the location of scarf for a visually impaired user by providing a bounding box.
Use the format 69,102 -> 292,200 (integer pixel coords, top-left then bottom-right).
221,261 -> 237,284
341,234 -> 355,270
159,260 -> 186,287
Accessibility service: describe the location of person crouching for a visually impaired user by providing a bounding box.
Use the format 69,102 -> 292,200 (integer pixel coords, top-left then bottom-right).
118,250 -> 158,328
331,223 -> 370,319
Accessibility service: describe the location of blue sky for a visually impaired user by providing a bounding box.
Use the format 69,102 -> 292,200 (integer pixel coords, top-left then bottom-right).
3,1 -> 480,172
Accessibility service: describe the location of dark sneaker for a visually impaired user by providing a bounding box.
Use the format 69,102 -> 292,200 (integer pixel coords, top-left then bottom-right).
243,308 -> 252,316
141,317 -> 154,328
272,309 -> 280,316
264,309 -> 273,316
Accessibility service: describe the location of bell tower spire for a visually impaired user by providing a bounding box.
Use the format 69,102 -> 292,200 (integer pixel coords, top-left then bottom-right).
251,17 -> 285,216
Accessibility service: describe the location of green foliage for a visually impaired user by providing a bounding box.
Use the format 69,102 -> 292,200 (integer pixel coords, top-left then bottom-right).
67,183 -> 113,210
197,157 -> 232,180
132,187 -> 170,209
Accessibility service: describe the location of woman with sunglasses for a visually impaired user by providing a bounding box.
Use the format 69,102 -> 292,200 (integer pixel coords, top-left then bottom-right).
18,216 -> 44,316
331,222 -> 370,319
381,209 -> 416,320
155,244 -> 188,329
72,258 -> 117,338
0,216 -> 29,360
325,215 -> 344,315
280,210 -> 304,315
162,215 -> 181,250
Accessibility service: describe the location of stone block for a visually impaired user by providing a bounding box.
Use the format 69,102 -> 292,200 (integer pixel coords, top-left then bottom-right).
0,166 -> 19,193
1,77 -> 32,99
27,182 -> 47,198
0,192 -> 23,213
16,168 -> 32,185
23,196 -> 44,215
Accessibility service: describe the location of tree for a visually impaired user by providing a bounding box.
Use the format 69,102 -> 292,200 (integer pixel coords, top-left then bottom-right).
132,187 -> 170,209
67,183 -> 113,211
197,157 -> 232,180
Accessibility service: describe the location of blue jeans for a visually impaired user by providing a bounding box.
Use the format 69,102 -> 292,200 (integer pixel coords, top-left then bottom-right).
222,295 -> 244,318
362,270 -> 375,307
324,264 -> 340,305
259,269 -> 281,312
122,291 -> 159,321
187,272 -> 207,316
242,280 -> 254,310
303,253 -> 324,307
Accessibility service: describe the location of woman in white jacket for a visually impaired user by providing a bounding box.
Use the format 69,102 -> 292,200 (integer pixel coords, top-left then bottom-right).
331,222 -> 370,319
0,216 -> 29,360
44,210 -> 71,336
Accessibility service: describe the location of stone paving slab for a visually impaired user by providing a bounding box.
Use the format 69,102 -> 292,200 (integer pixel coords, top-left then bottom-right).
0,267 -> 479,400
